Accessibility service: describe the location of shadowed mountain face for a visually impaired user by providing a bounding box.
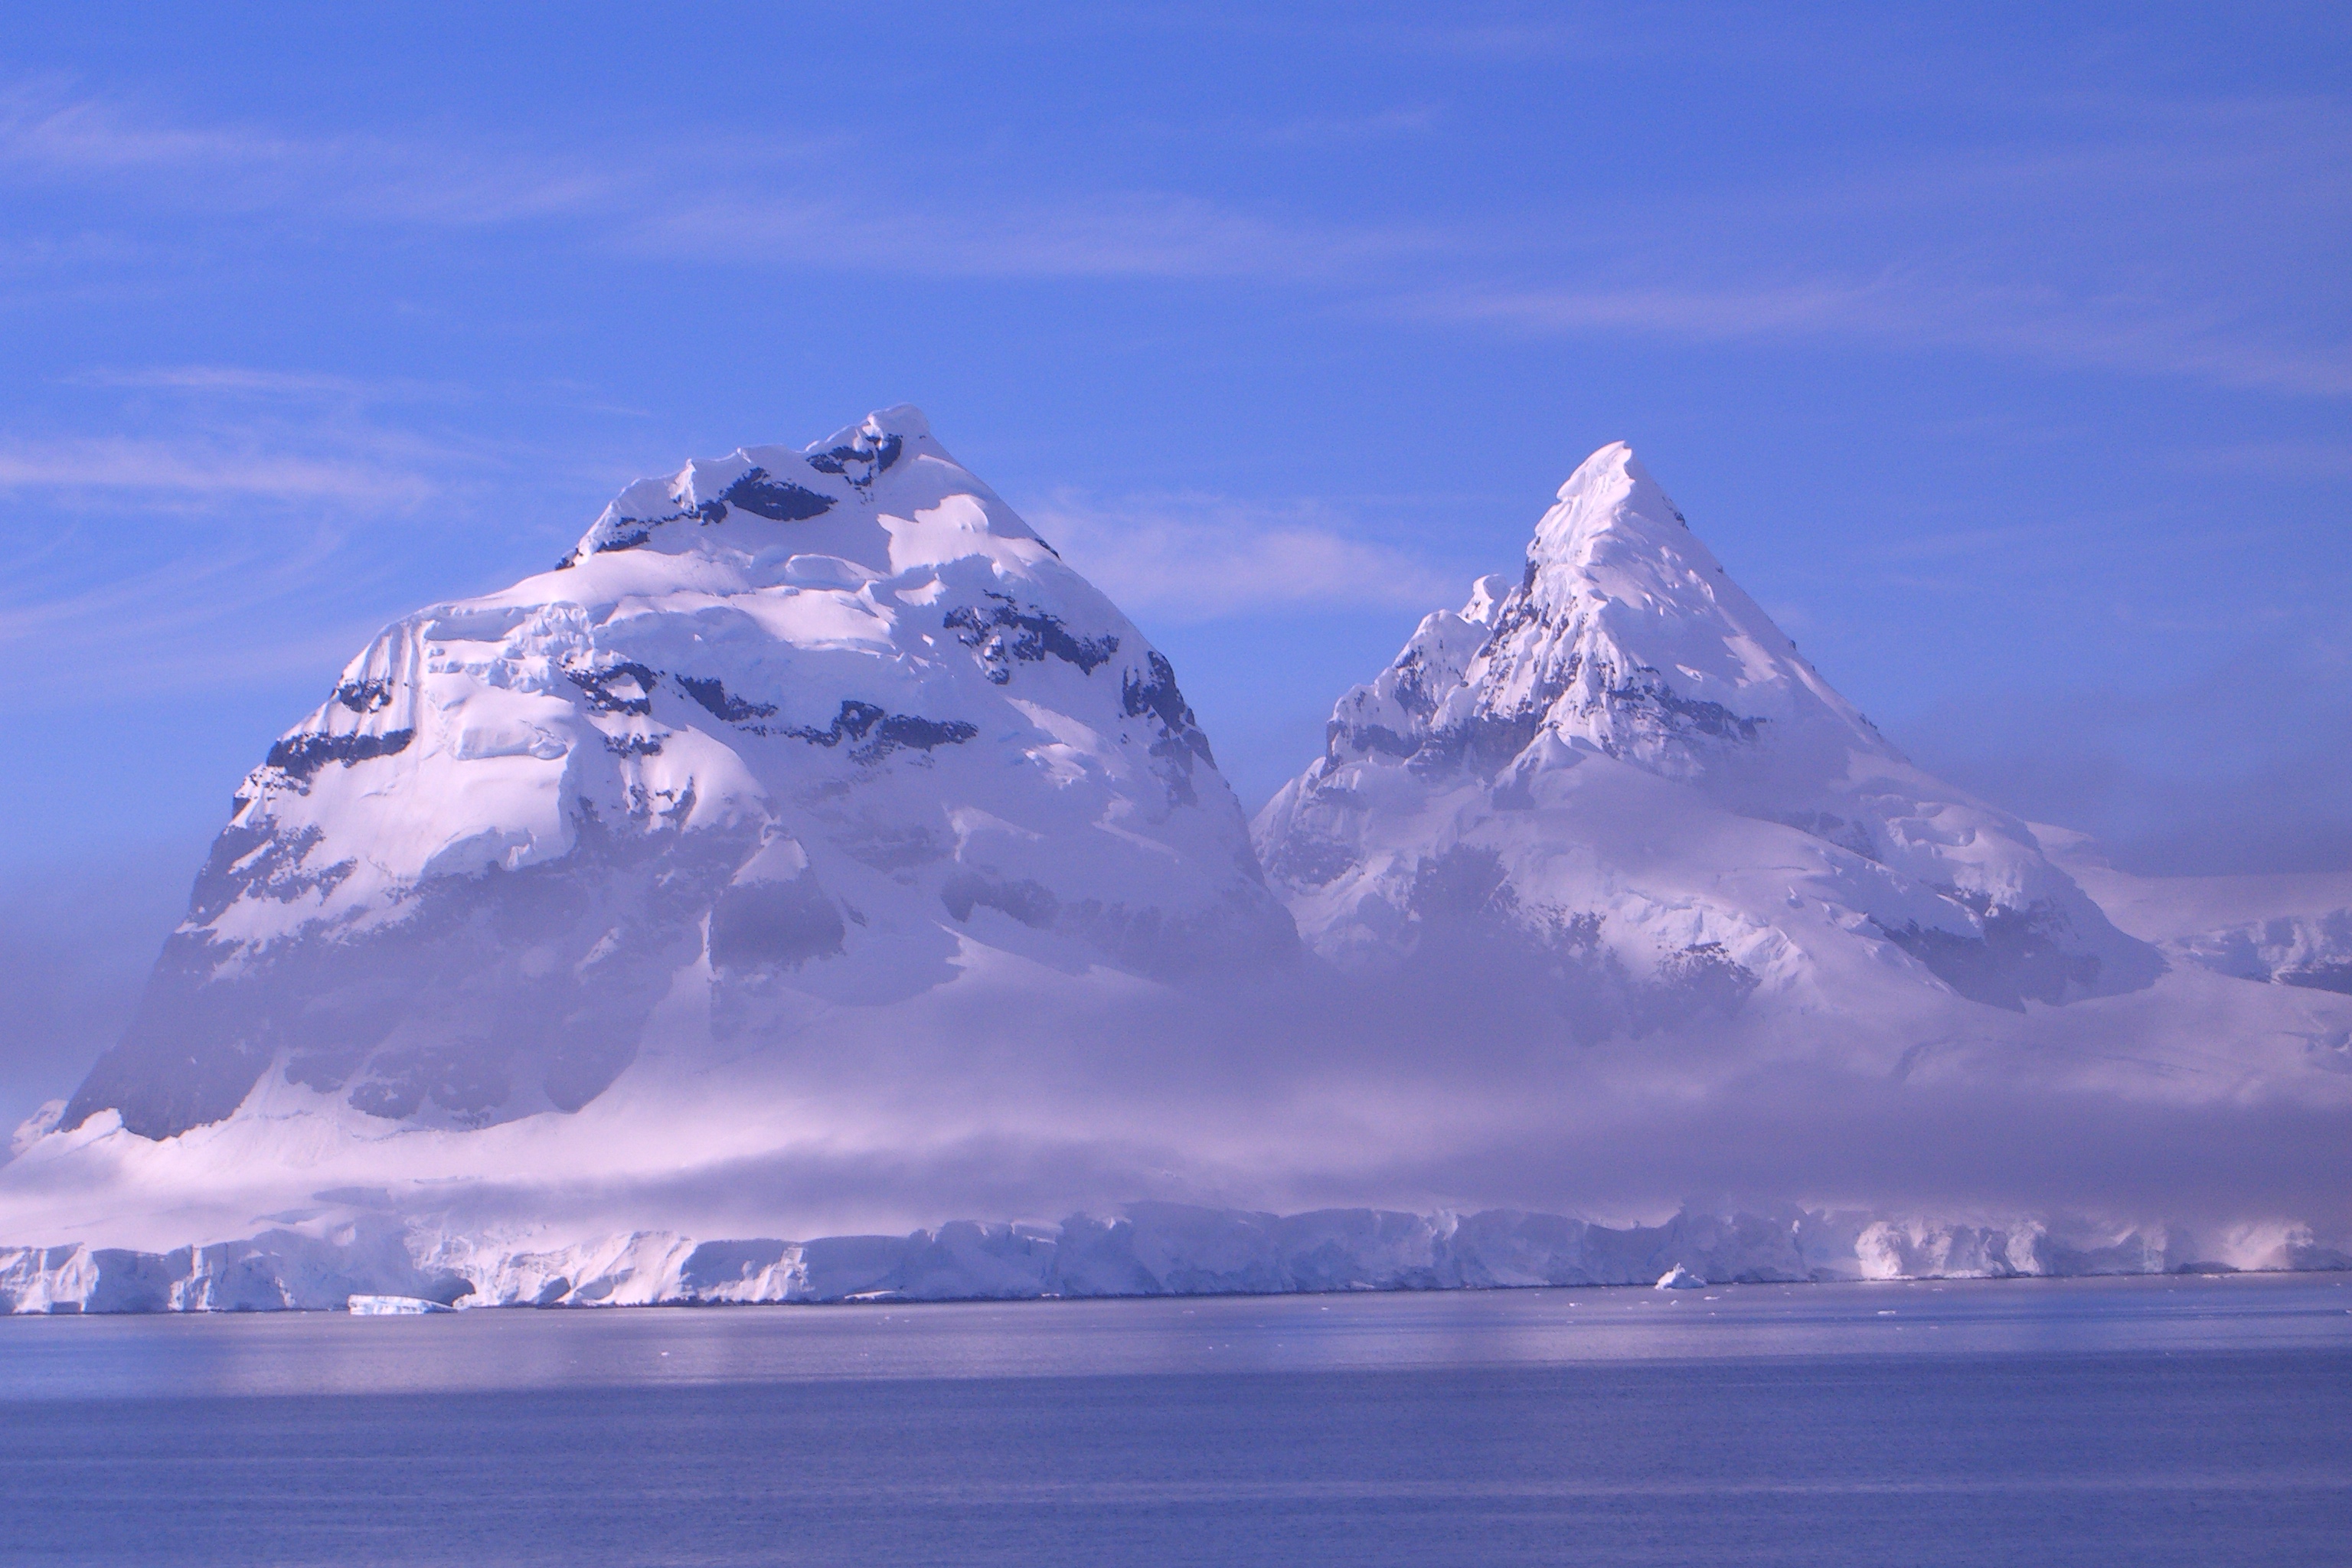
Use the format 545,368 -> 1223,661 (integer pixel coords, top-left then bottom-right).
65,407 -> 1294,1140
1254,443 -> 2161,1034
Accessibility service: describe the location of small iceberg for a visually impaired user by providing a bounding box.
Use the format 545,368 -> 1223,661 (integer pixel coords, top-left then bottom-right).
1655,1265 -> 1707,1290
347,1294 -> 456,1315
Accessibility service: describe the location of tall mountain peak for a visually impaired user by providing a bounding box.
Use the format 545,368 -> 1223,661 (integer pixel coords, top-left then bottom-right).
1324,443 -> 1880,785
9,419 -> 2339,1315
1259,440 -> 2157,1018
564,403 -> 1040,570
64,408 -> 1292,1142
1530,440 -> 1684,557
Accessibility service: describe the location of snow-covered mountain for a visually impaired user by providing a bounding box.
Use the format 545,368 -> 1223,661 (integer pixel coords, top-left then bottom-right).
2037,825 -> 2352,998
1254,443 -> 2163,1043
63,406 -> 1292,1142
5,419 -> 2347,1313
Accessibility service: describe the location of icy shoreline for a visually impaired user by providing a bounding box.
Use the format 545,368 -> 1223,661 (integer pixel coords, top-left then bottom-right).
7,1201 -> 2344,1315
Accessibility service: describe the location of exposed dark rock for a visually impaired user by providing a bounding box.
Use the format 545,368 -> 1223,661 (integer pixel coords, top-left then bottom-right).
1328,720 -> 1421,763
333,678 -> 395,715
719,467 -> 837,522
264,728 -> 416,780
346,1046 -> 512,1124
939,871 -> 1061,929
945,593 -> 1119,683
1116,653 -> 1214,810
779,700 -> 978,760
567,662 -> 659,717
708,876 -> 848,971
1609,671 -> 1764,746
1264,830 -> 1359,890
2279,962 -> 2352,996
1122,652 -> 1210,757
1410,845 -> 1517,923
1123,652 -> 1217,808
677,675 -> 778,724
1544,909 -> 1606,952
1386,647 -> 1461,724
804,429 -> 903,487
585,526 -> 650,557
1874,900 -> 2103,1011
1637,941 -> 1762,1027
1438,657 -> 1761,777
1363,617 -> 1765,779
2171,913 -> 2345,993
577,497 -> 727,560
185,822 -> 354,926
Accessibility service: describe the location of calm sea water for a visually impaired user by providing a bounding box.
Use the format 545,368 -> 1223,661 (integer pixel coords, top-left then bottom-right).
2,1273 -> 2347,1566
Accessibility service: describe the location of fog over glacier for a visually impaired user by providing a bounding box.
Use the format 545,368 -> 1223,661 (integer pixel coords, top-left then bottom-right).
2,407 -> 2345,1312
6,13 -> 2350,1213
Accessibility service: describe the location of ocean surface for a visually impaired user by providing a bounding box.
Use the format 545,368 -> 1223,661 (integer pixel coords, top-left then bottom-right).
2,1273 -> 2347,1566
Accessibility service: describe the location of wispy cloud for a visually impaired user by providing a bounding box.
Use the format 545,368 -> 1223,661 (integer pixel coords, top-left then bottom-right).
0,80 -> 1422,286
0,504 -> 394,719
0,386 -> 560,714
622,181 -> 1439,283
0,434 -> 436,504
0,81 -> 305,173
1027,490 -> 1468,622
0,80 -> 616,225
0,541 -> 352,658
1419,276 -> 2352,399
2,70 -> 2347,403
2176,440 -> 2352,482
1868,521 -> 2066,564
64,364 -> 467,402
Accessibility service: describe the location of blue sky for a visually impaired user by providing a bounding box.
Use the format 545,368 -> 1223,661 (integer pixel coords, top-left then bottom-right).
1,3 -> 2347,1116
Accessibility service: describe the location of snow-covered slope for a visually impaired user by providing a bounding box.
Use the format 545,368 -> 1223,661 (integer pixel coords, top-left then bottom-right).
62,407 -> 1292,1141
1256,443 -> 2223,1050
2036,825 -> 2352,996
5,423 -> 2345,1313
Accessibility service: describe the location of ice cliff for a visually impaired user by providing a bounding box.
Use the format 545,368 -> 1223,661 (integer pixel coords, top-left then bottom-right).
9,1200 -> 2341,1315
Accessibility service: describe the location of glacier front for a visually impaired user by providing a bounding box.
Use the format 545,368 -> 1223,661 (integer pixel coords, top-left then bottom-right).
5,414 -> 2347,1311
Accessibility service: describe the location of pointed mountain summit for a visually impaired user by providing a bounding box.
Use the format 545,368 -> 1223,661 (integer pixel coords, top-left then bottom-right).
1463,441 -> 1885,775
1256,442 -> 2158,1037
9,424 -> 2348,1315
66,407 -> 1292,1141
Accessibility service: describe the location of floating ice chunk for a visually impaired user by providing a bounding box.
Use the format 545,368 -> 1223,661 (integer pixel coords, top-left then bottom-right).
1655,1264 -> 1706,1289
347,1294 -> 456,1315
